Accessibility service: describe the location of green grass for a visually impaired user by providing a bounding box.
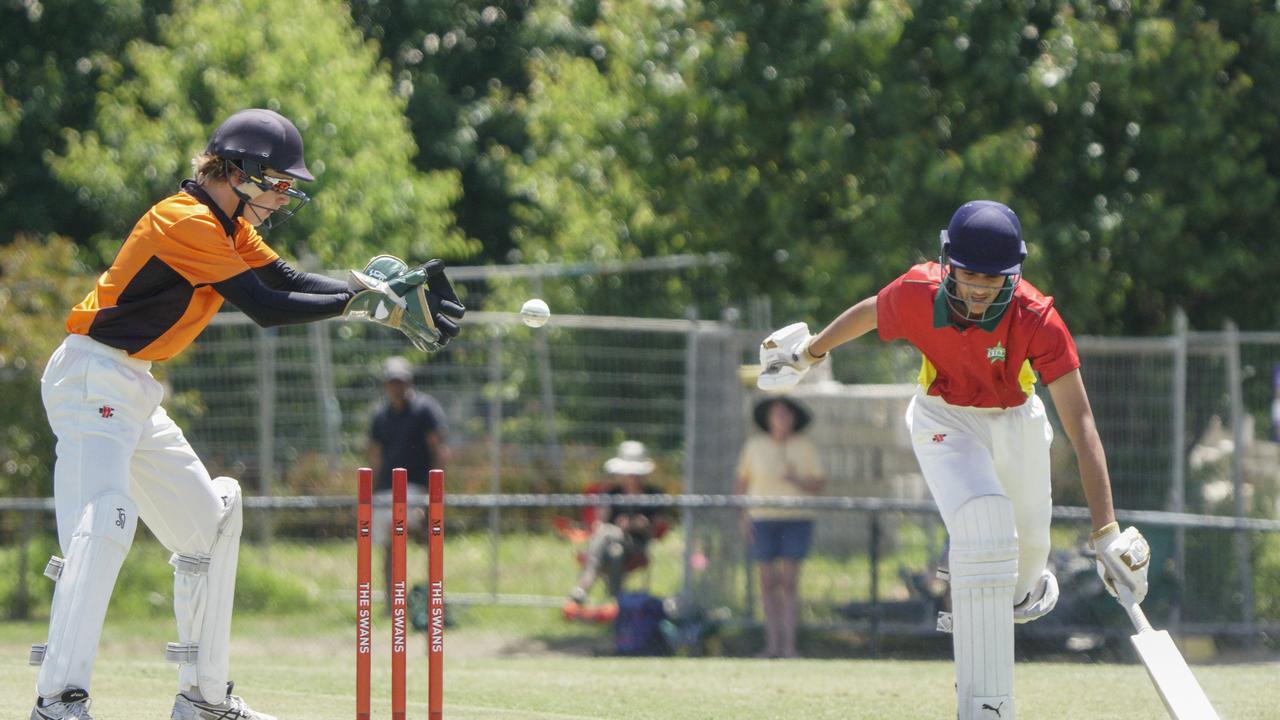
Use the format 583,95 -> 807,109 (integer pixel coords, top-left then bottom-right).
0,615 -> 1275,719
0,524 -> 947,627
4,525 -> 1278,717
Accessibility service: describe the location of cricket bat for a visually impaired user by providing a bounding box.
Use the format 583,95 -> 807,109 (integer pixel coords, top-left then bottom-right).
1118,586 -> 1220,720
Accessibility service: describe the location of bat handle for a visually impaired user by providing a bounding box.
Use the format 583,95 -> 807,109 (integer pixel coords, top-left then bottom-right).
1116,584 -> 1153,633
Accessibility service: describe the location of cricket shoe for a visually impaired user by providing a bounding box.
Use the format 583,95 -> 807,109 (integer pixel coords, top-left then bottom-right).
171,682 -> 276,720
31,689 -> 93,720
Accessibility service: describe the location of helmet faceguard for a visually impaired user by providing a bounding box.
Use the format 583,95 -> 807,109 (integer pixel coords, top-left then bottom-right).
206,109 -> 314,230
225,158 -> 311,230
939,201 -> 1027,323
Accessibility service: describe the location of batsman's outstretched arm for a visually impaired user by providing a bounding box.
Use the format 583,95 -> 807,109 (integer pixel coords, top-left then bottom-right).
757,296 -> 879,390
1045,369 -> 1115,531
809,296 -> 878,357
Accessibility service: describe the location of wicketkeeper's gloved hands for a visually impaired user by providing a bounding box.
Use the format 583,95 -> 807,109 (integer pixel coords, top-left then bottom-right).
345,255 -> 465,352
757,322 -> 826,390
1089,522 -> 1151,604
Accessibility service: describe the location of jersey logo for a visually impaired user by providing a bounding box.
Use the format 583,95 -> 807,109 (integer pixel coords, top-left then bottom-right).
986,341 -> 1006,364
98,405 -> 115,419
982,701 -> 1005,717
931,434 -> 946,443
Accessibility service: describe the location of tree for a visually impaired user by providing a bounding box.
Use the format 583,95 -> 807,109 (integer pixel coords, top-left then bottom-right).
0,0 -> 169,243
501,0 -> 1280,333
50,0 -> 474,268
350,0 -> 542,264
0,235 -> 94,499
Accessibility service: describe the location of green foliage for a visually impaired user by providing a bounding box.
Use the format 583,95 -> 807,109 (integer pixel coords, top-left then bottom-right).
0,0 -> 169,242
0,236 -> 94,498
49,0 -> 475,268
9,1 -> 1280,331
501,0 -> 1280,332
350,0 -> 536,263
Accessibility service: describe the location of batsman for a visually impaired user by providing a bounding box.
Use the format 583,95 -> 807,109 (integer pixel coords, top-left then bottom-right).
759,200 -> 1150,719
30,108 -> 464,719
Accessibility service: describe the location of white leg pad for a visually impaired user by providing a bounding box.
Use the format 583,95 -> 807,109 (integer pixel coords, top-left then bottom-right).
170,477 -> 242,702
36,491 -> 137,697
967,695 -> 1016,719
949,494 -> 1019,720
43,556 -> 65,582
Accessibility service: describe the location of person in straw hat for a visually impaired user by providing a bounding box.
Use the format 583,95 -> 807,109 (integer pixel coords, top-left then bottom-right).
567,441 -> 666,606
735,396 -> 825,659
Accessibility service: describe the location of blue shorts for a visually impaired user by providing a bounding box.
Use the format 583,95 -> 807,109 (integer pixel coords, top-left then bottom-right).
750,519 -> 814,562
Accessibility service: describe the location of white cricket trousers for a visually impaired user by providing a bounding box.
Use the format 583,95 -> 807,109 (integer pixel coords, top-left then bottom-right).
907,389 -> 1054,719
906,389 -> 1053,599
38,334 -> 227,696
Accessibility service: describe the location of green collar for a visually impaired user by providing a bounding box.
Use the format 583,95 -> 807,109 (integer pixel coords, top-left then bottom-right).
933,277 -> 1013,332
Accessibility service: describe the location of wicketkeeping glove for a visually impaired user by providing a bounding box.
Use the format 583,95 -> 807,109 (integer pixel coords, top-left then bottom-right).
1089,522 -> 1151,604
757,322 -> 826,390
345,255 -> 466,352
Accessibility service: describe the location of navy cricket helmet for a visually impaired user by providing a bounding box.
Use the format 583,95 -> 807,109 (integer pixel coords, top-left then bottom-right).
940,200 -> 1026,275
207,108 -> 314,181
206,108 -> 313,229
938,200 -> 1026,322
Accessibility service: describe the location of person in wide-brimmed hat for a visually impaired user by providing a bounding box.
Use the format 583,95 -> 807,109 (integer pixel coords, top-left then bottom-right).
735,396 -> 825,658
752,396 -> 812,434
567,441 -> 666,607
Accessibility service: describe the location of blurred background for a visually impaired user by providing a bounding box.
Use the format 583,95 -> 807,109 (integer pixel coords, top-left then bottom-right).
3,0 -> 1280,662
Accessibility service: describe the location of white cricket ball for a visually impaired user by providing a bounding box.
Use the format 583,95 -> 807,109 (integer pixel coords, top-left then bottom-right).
520,298 -> 550,328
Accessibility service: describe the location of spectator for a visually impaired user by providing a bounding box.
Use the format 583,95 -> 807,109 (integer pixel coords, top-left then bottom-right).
368,356 -> 450,614
567,441 -> 666,606
735,396 -> 825,659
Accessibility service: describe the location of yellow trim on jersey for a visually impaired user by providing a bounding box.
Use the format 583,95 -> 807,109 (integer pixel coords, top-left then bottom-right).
916,356 -> 1037,398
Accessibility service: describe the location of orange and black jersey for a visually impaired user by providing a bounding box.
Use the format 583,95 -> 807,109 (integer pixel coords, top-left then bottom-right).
67,181 -> 351,360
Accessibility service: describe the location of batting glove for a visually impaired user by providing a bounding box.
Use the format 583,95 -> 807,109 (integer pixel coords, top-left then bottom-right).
757,322 -> 826,390
1090,522 -> 1151,604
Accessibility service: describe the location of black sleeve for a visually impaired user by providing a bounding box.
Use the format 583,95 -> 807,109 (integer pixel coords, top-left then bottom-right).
213,269 -> 353,327
252,258 -> 349,294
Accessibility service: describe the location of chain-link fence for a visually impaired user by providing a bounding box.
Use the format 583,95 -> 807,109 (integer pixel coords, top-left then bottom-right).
3,306 -> 1280,656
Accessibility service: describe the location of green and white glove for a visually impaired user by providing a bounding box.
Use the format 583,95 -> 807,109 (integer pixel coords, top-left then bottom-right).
344,255 -> 465,352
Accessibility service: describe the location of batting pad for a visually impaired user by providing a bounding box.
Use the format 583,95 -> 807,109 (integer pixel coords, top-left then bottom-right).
36,491 -> 138,697
170,477 -> 242,702
949,494 -> 1019,720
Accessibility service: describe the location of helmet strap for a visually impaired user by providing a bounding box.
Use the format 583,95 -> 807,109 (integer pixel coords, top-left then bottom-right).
225,158 -> 279,229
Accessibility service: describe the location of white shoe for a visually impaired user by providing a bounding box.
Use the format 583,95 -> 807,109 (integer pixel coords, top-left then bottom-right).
171,682 -> 276,720
31,689 -> 93,720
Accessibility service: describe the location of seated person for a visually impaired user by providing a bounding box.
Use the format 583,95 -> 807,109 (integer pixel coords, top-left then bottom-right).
567,441 -> 666,605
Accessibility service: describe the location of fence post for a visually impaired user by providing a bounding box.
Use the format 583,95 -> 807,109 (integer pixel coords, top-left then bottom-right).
533,329 -> 564,487
13,510 -> 31,620
309,320 -> 341,463
680,309 -> 699,603
487,331 -> 504,599
869,511 -> 881,658
256,326 -> 277,546
1170,309 -> 1188,632
1224,320 -> 1255,644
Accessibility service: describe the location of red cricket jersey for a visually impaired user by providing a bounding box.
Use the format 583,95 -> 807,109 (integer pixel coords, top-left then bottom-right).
876,262 -> 1080,408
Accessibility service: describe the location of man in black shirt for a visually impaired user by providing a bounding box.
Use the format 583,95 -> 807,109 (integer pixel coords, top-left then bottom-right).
367,356 -> 449,613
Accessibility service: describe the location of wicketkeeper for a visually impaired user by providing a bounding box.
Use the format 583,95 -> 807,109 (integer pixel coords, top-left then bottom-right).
30,108 -> 464,720
758,200 -> 1150,719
